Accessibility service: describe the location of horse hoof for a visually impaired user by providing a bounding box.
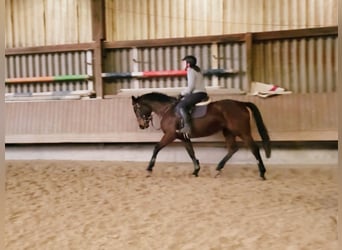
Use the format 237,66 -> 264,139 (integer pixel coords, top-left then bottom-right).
146,170 -> 152,178
260,176 -> 266,181
214,171 -> 221,178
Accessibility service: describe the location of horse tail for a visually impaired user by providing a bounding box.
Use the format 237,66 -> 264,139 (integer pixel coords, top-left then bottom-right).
245,102 -> 271,158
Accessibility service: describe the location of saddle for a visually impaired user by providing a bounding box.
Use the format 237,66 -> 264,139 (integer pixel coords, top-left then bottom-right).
190,97 -> 212,118
175,96 -> 212,133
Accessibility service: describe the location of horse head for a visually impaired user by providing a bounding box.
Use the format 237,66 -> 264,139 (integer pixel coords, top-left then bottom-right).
132,92 -> 179,129
131,96 -> 152,129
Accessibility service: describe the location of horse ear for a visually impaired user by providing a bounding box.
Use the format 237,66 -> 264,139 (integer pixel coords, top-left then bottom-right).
131,96 -> 136,103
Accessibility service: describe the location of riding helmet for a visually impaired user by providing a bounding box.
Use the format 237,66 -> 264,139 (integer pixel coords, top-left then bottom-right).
182,55 -> 197,67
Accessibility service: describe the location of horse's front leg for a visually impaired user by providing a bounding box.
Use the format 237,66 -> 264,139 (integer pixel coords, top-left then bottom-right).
146,133 -> 176,176
146,144 -> 161,173
182,136 -> 201,177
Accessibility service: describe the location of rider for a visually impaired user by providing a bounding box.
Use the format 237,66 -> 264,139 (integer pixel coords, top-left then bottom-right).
177,55 -> 208,134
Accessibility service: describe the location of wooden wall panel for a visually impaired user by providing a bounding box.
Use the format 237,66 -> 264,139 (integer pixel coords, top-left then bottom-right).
5,0 -> 92,48
253,37 -> 337,93
6,0 -> 337,47
5,93 -> 337,143
105,0 -> 337,41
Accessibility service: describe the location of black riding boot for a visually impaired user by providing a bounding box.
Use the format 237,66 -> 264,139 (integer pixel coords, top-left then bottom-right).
179,108 -> 191,134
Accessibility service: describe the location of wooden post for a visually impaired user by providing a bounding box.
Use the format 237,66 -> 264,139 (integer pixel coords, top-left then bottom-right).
210,43 -> 219,88
132,48 -> 140,89
245,33 -> 253,91
86,50 -> 94,92
91,0 -> 106,98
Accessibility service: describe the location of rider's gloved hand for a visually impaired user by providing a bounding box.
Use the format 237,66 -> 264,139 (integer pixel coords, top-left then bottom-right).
177,94 -> 184,100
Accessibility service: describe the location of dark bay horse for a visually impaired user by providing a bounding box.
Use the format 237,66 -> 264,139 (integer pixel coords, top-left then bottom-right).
131,92 -> 271,180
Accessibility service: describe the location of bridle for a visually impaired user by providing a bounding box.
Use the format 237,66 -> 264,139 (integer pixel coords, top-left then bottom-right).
133,100 -> 176,130
133,102 -> 153,128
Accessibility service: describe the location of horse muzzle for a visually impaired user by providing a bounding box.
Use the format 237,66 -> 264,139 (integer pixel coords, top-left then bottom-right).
138,120 -> 150,129
139,124 -> 149,129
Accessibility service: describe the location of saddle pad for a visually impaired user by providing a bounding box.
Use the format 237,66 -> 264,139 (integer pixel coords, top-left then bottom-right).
191,98 -> 211,118
191,105 -> 208,118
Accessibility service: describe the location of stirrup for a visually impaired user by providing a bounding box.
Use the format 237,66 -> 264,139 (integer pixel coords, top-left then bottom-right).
179,126 -> 191,134
176,125 -> 191,134
176,125 -> 191,141
175,130 -> 191,139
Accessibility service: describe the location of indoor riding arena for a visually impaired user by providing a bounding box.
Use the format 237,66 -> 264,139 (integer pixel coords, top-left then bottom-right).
5,1 -> 338,249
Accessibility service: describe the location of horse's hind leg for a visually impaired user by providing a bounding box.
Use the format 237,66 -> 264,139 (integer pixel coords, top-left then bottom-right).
243,136 -> 266,180
216,131 -> 238,176
252,142 -> 267,180
182,136 -> 201,177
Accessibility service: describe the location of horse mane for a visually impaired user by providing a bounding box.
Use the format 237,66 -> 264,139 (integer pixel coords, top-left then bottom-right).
139,92 -> 177,103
